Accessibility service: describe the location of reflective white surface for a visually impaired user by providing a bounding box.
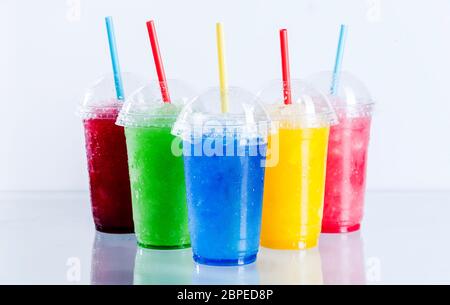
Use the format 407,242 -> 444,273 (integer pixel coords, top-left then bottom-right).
0,191 -> 449,284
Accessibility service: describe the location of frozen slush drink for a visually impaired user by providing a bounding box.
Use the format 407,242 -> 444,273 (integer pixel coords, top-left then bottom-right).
322,115 -> 371,232
125,124 -> 190,248
258,80 -> 337,249
261,123 -> 329,249
83,107 -> 134,233
308,71 -> 374,233
173,86 -> 270,266
117,82 -> 192,248
183,135 -> 266,265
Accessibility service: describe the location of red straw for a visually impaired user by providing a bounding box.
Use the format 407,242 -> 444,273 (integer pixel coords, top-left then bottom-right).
279,29 -> 292,105
146,20 -> 171,103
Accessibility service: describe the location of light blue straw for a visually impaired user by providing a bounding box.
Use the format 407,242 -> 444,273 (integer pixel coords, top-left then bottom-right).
105,16 -> 125,100
330,24 -> 348,95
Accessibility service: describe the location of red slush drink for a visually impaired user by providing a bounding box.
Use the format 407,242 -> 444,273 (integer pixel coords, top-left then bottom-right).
83,107 -> 134,233
322,115 -> 371,233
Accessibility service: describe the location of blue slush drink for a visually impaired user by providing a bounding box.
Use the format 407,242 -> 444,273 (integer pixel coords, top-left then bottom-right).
172,86 -> 270,266
183,135 -> 266,266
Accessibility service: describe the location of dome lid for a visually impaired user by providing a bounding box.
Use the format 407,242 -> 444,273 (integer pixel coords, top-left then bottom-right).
78,72 -> 145,119
116,79 -> 194,128
257,79 -> 337,128
172,86 -> 271,141
307,71 -> 374,117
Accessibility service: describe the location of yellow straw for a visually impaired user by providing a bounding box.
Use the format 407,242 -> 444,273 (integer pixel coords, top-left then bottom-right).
216,22 -> 229,113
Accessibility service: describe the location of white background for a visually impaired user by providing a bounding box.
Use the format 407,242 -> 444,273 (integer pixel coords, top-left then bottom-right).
1,0 -> 449,191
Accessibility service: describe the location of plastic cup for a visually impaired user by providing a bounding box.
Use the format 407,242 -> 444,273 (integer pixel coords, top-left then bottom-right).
307,72 -> 374,233
258,80 -> 337,250
116,80 -> 193,249
172,87 -> 270,266
90,232 -> 137,285
78,73 -> 143,233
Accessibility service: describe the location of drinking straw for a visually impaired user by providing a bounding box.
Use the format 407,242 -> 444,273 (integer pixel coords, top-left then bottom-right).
330,24 -> 348,95
146,20 -> 171,103
279,29 -> 292,105
105,16 -> 125,100
216,22 -> 229,113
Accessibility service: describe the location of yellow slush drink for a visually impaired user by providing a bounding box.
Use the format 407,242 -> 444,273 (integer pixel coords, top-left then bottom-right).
261,123 -> 329,249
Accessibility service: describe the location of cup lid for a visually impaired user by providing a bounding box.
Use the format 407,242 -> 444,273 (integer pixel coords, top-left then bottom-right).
172,86 -> 271,141
78,72 -> 145,119
257,79 -> 337,128
116,79 -> 195,128
307,71 -> 374,117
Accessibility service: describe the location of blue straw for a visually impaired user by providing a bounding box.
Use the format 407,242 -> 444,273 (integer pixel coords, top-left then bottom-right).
330,24 -> 348,95
105,16 -> 125,100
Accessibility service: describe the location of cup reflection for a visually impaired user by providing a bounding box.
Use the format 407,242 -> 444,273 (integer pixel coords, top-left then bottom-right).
257,247 -> 323,284
133,247 -> 193,285
90,232 -> 137,285
193,263 -> 259,285
319,231 -> 366,284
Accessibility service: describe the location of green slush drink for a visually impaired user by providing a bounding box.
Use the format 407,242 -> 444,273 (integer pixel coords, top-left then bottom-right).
125,125 -> 190,249
116,80 -> 193,249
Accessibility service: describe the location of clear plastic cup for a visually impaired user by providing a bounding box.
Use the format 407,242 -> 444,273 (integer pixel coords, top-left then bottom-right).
78,73 -> 143,233
172,86 -> 270,266
307,71 -> 374,233
258,79 -> 337,250
116,80 -> 193,249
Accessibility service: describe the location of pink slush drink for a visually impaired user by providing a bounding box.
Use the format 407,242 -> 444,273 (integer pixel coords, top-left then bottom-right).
308,71 -> 374,233
322,114 -> 371,233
